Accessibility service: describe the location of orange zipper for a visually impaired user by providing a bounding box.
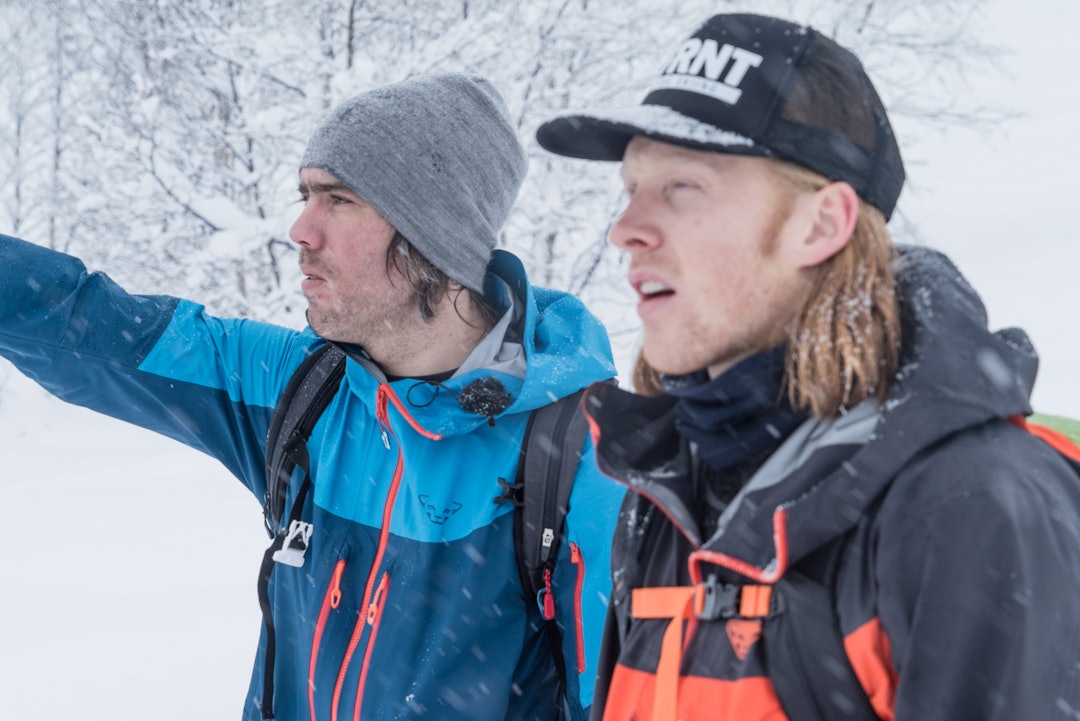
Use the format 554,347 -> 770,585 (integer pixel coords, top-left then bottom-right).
309,559 -> 347,720
570,542 -> 586,674
352,572 -> 391,721
329,384 -> 441,721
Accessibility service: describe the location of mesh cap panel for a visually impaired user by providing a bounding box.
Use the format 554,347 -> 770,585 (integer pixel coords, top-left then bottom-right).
537,13 -> 906,219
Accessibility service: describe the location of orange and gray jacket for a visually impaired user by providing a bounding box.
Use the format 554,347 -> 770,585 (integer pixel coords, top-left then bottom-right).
584,247 -> 1080,721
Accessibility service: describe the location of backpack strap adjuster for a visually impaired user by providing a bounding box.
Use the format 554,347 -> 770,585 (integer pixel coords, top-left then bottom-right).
694,574 -> 783,621
493,476 -> 524,507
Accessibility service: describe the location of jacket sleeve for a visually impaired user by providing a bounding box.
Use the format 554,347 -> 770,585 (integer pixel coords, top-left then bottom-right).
0,234 -> 313,495
555,437 -> 627,720
876,424 -> 1080,721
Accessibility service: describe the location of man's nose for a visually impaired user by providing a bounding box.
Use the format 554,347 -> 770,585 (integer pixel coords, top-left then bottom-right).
289,204 -> 322,249
609,195 -> 661,253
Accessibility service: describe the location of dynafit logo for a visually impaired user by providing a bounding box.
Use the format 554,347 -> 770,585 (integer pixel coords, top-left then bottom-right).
725,618 -> 763,660
655,38 -> 764,105
418,494 -> 463,525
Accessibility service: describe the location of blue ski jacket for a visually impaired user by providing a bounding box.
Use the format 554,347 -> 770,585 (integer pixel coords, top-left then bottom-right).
0,234 -> 624,720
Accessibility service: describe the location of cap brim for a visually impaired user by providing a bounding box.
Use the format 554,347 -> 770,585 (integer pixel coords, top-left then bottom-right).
536,104 -> 767,162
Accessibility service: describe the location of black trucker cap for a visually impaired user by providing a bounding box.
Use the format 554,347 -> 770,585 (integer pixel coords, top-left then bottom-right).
536,13 -> 905,220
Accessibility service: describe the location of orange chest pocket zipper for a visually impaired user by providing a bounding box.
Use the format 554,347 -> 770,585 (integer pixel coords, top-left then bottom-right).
570,542 -> 587,674
352,572 -> 391,721
308,561 -> 393,721
308,558 -> 347,718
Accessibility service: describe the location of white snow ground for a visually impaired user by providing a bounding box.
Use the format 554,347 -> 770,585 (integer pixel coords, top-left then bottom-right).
0,370 -> 267,719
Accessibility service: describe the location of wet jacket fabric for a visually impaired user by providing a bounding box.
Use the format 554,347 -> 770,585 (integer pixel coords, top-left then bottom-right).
584,247 -> 1080,721
0,234 -> 624,721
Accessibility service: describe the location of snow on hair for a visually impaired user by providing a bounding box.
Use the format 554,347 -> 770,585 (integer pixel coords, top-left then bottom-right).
773,161 -> 902,418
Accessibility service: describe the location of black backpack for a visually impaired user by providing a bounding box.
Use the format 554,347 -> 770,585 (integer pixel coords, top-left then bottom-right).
756,417 -> 1080,721
255,343 -> 591,719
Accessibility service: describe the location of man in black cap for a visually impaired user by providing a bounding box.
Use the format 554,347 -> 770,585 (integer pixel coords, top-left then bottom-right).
538,12 -> 1080,721
1,73 -> 623,720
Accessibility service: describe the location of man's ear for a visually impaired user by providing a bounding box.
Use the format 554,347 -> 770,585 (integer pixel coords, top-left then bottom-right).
797,181 -> 859,268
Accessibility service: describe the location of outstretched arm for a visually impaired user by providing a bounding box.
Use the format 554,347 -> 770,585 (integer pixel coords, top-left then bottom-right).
0,234 -> 313,492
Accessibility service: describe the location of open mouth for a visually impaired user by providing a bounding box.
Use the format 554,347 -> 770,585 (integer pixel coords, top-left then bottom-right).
300,271 -> 327,296
300,264 -> 326,285
638,279 -> 674,300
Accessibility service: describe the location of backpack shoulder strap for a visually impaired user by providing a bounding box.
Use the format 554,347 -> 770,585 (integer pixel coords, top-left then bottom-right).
263,343 -> 346,535
764,415 -> 1080,721
764,538 -> 883,721
516,387 -> 591,612
499,386 -> 591,705
1011,415 -> 1080,464
257,343 -> 346,719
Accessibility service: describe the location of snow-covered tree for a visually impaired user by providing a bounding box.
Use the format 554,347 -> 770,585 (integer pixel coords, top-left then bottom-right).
0,0 -> 1005,359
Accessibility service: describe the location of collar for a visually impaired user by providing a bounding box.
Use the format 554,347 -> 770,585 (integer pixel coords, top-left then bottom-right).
663,346 -> 806,471
453,277 -> 526,380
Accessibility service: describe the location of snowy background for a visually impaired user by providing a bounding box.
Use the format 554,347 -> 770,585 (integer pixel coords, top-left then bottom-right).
2,0 -> 1079,719
900,0 -> 1080,420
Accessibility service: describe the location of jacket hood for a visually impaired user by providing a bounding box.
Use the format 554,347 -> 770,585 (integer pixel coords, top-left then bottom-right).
766,245 -> 1038,571
883,245 -> 1036,434
341,249 -> 616,436
588,245 -> 1039,576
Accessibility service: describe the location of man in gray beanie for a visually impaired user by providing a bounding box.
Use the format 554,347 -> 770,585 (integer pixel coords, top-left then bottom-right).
300,73 -> 525,295
0,73 -> 623,721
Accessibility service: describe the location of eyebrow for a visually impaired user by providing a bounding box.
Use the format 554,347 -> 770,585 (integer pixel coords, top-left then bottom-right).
297,181 -> 353,196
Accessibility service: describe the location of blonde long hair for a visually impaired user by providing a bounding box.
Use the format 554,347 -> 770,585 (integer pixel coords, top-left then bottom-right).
774,161 -> 901,418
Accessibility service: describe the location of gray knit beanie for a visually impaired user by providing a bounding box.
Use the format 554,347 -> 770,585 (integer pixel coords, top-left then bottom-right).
300,73 -> 528,293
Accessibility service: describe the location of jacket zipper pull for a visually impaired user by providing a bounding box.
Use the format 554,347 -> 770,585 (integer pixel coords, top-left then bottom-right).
368,573 -> 390,624
376,386 -> 391,448
542,567 -> 556,620
330,559 -> 346,609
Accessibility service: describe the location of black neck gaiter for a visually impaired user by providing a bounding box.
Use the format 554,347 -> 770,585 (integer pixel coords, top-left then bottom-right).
663,346 -> 807,472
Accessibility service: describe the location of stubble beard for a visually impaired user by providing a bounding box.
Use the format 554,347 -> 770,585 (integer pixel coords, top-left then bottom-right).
305,304 -> 345,343
305,285 -> 419,354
